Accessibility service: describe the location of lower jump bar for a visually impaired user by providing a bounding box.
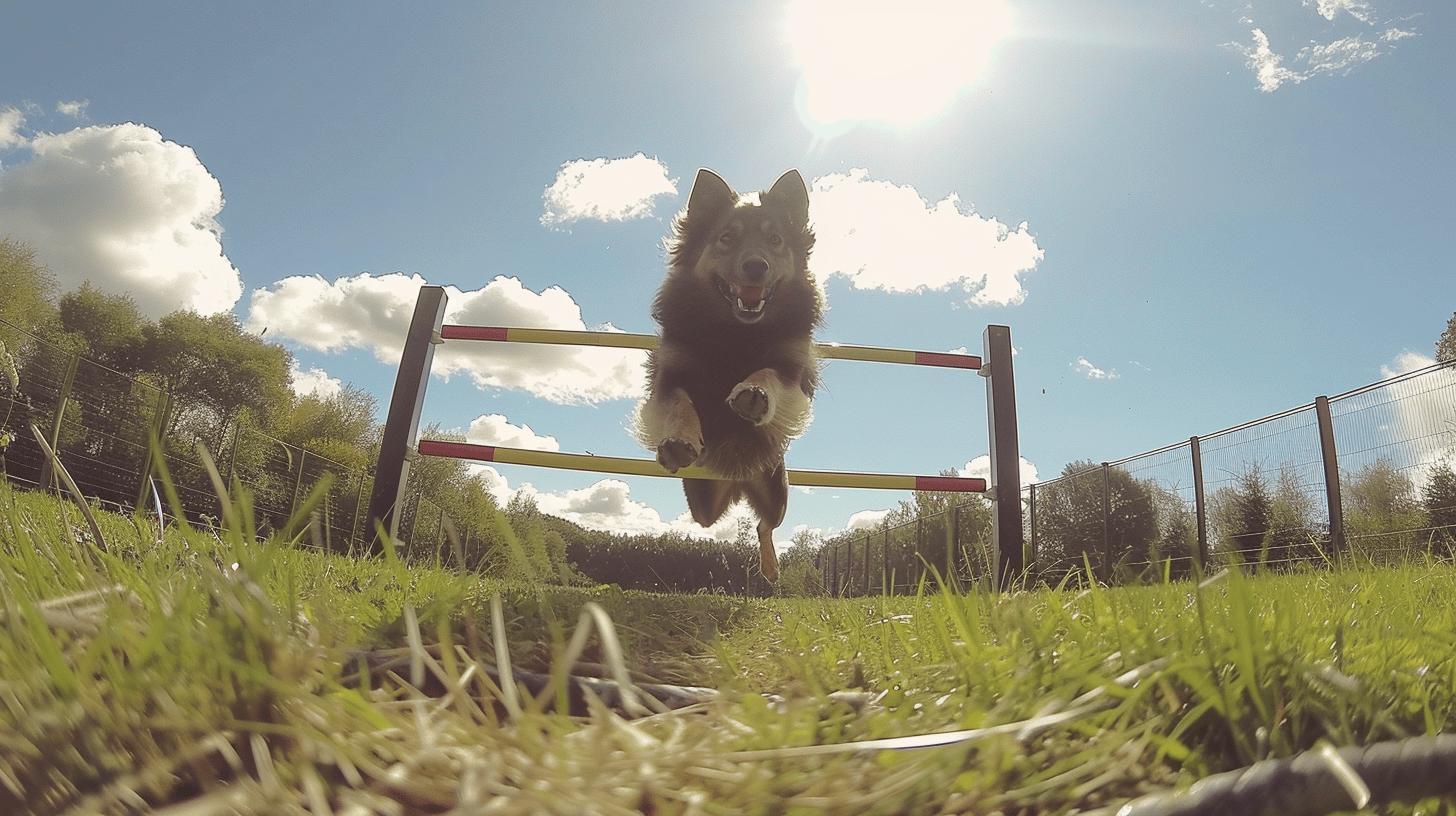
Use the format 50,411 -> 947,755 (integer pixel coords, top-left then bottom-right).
417,439 -> 988,493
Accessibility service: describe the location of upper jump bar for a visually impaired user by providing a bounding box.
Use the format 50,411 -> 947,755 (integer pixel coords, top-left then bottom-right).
438,325 -> 981,370
418,439 -> 988,493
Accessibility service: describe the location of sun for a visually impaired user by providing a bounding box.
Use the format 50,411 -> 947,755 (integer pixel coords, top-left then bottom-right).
785,0 -> 1013,130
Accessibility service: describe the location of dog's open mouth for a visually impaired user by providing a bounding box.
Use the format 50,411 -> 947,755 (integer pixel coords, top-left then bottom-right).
715,277 -> 774,322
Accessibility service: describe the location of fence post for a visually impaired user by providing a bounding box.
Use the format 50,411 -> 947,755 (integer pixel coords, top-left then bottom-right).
1190,436 -> 1209,570
981,325 -> 1023,590
366,285 -> 448,548
830,542 -> 839,595
1028,483 -> 1038,574
948,504 -> 961,592
347,473 -> 366,550
1100,462 -> 1112,583
863,534 -> 872,596
38,350 -> 79,491
1315,396 -> 1347,564
882,521 -> 891,594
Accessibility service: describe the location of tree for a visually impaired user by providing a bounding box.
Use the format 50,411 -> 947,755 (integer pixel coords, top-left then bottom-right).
1344,458 -> 1424,560
1268,464 -> 1322,567
1035,460 -> 1158,580
53,284 -> 148,370
1228,466 -> 1275,568
1437,312 -> 1456,363
1423,459 -> 1456,558
0,238 -> 56,350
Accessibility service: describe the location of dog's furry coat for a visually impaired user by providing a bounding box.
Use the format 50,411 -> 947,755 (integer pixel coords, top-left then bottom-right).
636,169 -> 822,582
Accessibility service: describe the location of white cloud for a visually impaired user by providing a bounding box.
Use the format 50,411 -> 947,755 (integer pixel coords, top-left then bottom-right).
1073,356 -> 1119,380
467,464 -> 514,505
0,107 -> 27,149
246,272 -> 646,404
0,123 -> 242,317
960,454 -> 1040,487
846,509 -> 891,531
1380,350 -> 1435,380
1229,26 -> 1416,93
810,169 -> 1043,305
288,362 -> 343,399
465,414 -> 560,452
55,99 -> 89,118
1305,0 -> 1373,23
540,153 -> 677,227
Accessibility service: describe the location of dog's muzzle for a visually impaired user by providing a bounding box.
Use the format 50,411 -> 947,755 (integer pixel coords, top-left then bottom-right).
715,277 -> 774,323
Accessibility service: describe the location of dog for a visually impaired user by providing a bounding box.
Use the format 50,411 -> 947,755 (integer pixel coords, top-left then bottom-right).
636,168 -> 822,583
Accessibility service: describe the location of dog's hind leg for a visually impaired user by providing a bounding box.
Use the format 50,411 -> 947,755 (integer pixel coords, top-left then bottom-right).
683,479 -> 739,527
742,461 -> 789,582
638,386 -> 703,472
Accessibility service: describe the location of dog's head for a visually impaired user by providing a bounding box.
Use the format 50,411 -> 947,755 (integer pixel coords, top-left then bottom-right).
664,169 -> 818,327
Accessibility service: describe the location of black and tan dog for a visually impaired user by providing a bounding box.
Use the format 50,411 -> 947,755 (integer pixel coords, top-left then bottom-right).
636,169 -> 822,582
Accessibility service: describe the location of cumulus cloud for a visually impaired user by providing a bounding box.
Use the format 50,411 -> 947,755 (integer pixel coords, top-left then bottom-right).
846,509 -> 892,531
0,107 -> 27,149
55,99 -> 89,118
1229,26 -> 1416,93
0,123 -> 242,317
288,362 -> 343,399
809,169 -> 1043,306
246,272 -> 645,404
540,153 -> 677,227
1073,356 -> 1119,380
465,414 -> 560,452
960,454 -> 1040,487
1380,350 -> 1436,380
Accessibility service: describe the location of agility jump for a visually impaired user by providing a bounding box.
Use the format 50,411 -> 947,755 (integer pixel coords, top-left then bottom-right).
367,285 -> 1025,587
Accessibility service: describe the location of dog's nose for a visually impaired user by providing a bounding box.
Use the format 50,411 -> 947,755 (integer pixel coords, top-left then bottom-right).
741,257 -> 769,283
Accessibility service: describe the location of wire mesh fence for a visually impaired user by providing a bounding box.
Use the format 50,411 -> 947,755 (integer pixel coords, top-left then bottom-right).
0,319 -> 373,555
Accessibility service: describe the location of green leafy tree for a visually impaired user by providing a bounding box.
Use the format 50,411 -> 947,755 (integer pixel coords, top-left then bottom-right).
0,238 -> 56,350
1225,467 -> 1273,568
1436,311 -> 1456,363
1423,459 -> 1456,557
1268,464 -> 1323,567
1344,458 -> 1425,560
1035,460 -> 1158,580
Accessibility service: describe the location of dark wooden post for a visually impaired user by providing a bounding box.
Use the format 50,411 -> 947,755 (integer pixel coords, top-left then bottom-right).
1190,436 -> 1209,569
981,325 -> 1023,590
1315,396 -> 1347,563
366,285 -> 448,548
1100,462 -> 1112,583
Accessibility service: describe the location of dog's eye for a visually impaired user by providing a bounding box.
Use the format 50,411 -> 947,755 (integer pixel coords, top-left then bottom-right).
768,234 -> 783,247
718,231 -> 735,245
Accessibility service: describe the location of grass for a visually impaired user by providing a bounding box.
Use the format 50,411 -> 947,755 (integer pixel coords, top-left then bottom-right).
2,479 -> 1455,815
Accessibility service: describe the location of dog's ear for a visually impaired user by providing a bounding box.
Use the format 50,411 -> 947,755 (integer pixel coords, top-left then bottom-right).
686,169 -> 737,221
766,170 -> 809,226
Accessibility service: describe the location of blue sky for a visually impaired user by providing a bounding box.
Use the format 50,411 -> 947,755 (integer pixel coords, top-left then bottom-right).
2,1 -> 1452,544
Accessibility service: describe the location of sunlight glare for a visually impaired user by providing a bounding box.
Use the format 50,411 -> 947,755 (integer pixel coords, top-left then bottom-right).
785,0 -> 1013,130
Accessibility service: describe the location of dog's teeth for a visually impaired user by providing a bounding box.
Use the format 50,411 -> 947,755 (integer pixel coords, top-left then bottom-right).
735,297 -> 764,313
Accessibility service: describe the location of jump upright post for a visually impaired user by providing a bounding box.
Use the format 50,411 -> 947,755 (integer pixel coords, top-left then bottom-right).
366,285 -> 1025,589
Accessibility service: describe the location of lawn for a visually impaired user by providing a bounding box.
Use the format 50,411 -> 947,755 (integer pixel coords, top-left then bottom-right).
2,480 -> 1454,815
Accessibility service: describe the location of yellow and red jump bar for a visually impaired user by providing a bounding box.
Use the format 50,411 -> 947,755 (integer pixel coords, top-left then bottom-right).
417,440 -> 988,493
437,325 -> 982,370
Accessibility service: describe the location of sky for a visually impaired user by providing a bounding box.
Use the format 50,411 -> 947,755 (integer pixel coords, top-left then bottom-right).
2,0 -> 1453,548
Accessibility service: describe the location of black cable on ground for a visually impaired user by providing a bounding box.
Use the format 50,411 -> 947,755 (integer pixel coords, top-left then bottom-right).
1114,735 -> 1456,816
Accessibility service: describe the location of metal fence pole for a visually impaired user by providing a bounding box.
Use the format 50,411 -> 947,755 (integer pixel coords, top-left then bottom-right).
830,542 -> 839,595
366,285 -> 448,548
1315,395 -> 1347,564
863,533 -> 871,596
1100,462 -> 1112,583
882,521 -> 891,594
288,449 -> 308,519
981,324 -> 1024,590
948,505 -> 960,592
1028,483 -> 1038,574
1190,436 -> 1209,569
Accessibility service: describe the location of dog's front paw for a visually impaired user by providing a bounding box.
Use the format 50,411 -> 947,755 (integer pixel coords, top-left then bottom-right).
728,383 -> 772,426
656,437 -> 701,473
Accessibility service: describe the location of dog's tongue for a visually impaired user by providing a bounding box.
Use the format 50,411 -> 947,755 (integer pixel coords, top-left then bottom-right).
735,285 -> 765,307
